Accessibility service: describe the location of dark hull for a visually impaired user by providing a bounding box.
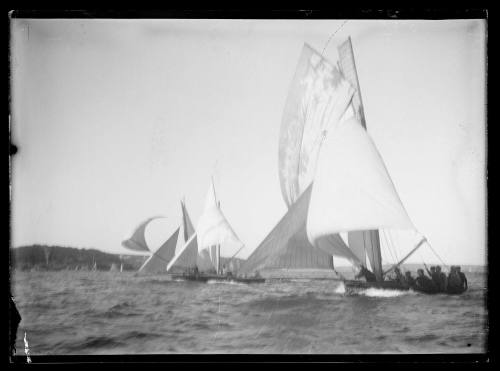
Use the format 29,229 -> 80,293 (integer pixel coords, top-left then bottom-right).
343,280 -> 466,295
170,273 -> 265,284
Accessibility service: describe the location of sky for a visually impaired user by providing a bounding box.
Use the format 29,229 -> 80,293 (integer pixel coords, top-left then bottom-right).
10,19 -> 486,266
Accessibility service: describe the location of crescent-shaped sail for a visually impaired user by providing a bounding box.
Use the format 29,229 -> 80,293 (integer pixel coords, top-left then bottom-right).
121,216 -> 164,252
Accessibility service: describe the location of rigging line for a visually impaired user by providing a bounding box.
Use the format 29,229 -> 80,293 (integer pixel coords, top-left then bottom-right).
382,230 -> 394,261
385,230 -> 399,263
383,230 -> 396,263
426,241 -> 449,269
381,230 -> 396,264
387,230 -> 399,262
321,20 -> 349,58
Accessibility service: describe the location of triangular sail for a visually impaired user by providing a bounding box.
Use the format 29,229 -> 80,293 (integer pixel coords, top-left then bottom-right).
121,216 -> 163,252
338,37 -> 366,129
196,180 -> 244,261
166,233 -> 199,272
181,199 -> 195,243
239,184 -> 335,274
138,227 -> 180,273
306,117 -> 415,263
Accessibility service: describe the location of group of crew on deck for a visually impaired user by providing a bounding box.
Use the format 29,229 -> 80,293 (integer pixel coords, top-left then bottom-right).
355,265 -> 468,294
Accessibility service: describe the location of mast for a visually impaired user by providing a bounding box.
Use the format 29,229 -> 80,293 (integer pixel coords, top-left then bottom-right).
338,37 -> 383,282
217,197 -> 221,275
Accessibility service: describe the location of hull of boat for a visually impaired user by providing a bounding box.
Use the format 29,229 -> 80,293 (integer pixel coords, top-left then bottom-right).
170,273 -> 265,284
343,280 -> 467,295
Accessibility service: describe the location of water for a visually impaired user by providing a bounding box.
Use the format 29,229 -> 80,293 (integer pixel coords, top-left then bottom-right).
11,270 -> 487,355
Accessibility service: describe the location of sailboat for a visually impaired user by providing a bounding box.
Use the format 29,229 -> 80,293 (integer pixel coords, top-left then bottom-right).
168,179 -> 265,283
241,37 -> 460,294
121,201 -> 197,275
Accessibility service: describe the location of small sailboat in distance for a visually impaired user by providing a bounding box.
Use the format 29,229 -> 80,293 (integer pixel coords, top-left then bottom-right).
169,179 -> 265,283
128,200 -> 194,274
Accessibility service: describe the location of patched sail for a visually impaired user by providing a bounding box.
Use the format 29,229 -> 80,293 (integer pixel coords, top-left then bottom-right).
196,180 -> 244,262
121,216 -> 163,252
306,117 -> 415,261
138,227 -> 180,273
278,43 -> 355,207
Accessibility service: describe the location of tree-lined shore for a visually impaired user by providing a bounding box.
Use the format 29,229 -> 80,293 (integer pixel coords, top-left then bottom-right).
10,245 -> 146,271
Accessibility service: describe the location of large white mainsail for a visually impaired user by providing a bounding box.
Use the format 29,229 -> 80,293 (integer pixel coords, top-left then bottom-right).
121,216 -> 164,252
304,38 -> 426,281
196,179 -> 244,272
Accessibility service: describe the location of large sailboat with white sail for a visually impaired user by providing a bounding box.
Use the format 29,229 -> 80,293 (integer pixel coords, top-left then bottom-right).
241,37 -> 464,295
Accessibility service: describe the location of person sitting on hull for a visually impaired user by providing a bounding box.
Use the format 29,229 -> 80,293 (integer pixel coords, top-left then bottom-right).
447,266 -> 467,294
415,269 -> 438,293
355,265 -> 377,282
394,267 -> 406,285
435,265 -> 447,292
404,271 -> 416,288
456,266 -> 468,291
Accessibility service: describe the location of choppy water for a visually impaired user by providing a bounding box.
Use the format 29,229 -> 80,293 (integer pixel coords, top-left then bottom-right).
11,270 -> 487,354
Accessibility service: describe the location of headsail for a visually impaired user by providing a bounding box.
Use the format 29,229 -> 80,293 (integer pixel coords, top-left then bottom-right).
306,116 -> 415,269
138,227 -> 180,273
166,199 -> 210,272
240,184 -> 334,274
181,198 -> 195,243
121,216 -> 164,252
166,233 -> 199,272
196,179 -> 244,263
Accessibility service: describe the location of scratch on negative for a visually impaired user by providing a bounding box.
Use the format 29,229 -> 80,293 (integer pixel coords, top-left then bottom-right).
23,332 -> 31,363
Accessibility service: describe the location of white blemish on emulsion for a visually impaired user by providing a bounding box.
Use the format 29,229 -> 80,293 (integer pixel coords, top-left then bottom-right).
23,332 -> 31,363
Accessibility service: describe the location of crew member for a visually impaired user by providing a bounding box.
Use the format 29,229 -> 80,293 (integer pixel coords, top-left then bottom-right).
404,271 -> 416,288
415,269 -> 438,293
435,265 -> 447,292
355,265 -> 377,282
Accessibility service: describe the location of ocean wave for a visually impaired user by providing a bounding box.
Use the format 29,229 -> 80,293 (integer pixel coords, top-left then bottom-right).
63,335 -> 125,351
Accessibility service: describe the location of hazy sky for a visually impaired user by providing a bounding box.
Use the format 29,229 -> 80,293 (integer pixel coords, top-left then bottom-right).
10,19 -> 486,265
